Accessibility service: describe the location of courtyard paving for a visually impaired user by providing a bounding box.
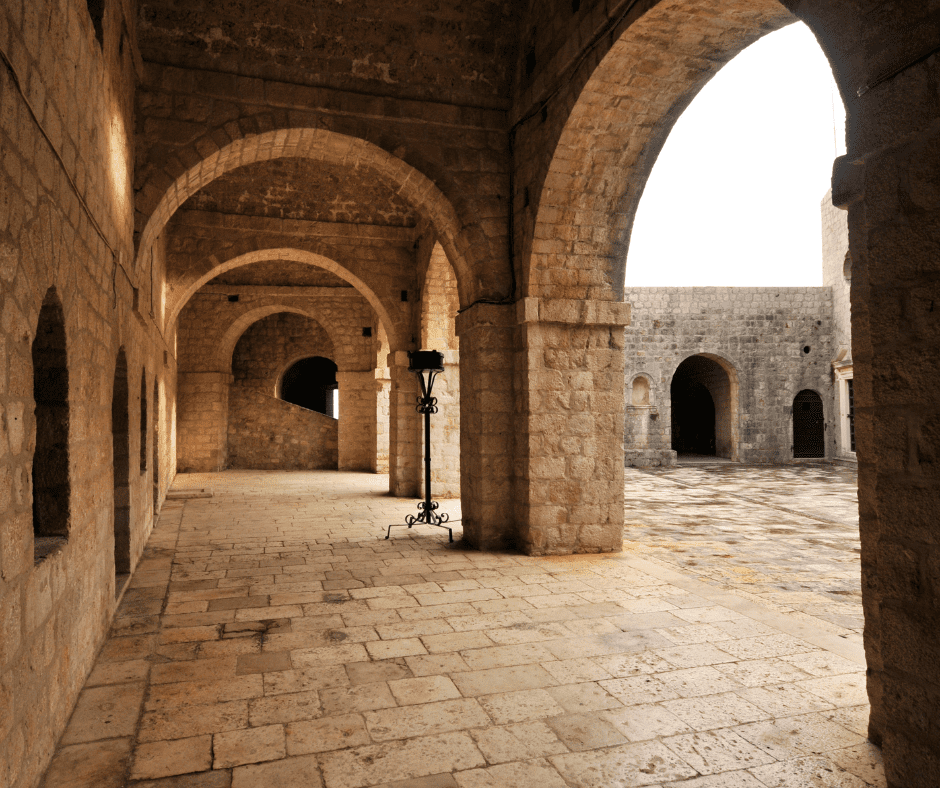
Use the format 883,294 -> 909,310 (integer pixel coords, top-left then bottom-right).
40,465 -> 883,788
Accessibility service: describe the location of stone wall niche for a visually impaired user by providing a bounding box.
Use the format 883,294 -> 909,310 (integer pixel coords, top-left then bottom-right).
31,288 -> 71,561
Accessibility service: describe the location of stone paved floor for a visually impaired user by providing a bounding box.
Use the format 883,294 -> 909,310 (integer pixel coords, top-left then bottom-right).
624,463 -> 863,639
40,467 -> 884,788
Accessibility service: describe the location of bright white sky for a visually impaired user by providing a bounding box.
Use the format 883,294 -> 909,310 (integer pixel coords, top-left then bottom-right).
625,22 -> 846,287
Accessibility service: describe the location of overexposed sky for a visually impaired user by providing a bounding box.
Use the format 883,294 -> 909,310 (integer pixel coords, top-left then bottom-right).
625,23 -> 846,287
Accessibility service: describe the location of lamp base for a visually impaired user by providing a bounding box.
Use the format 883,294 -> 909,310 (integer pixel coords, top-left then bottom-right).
386,501 -> 453,542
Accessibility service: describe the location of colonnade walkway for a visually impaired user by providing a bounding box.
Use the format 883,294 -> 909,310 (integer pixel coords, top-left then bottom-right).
41,466 -> 883,787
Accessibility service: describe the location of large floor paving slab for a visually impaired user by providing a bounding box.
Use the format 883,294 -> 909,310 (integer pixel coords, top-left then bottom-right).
39,467 -> 882,788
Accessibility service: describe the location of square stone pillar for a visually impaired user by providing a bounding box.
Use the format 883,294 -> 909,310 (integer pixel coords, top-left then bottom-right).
388,352 -> 421,497
455,303 -> 516,550
841,135 -> 940,786
374,371 -> 391,474
175,371 -> 231,472
514,298 -> 630,555
337,370 -> 377,471
420,350 -> 460,499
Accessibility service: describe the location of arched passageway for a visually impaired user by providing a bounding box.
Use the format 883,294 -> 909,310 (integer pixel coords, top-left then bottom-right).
280,356 -> 338,416
793,389 -> 825,458
112,349 -> 131,579
670,355 -> 737,460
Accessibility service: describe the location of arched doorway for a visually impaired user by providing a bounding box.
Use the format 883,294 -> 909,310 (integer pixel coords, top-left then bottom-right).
280,356 -> 338,417
793,389 -> 824,458
671,355 -> 737,460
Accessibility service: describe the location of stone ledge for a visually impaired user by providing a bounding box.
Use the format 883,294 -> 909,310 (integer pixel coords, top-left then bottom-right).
517,297 -> 631,326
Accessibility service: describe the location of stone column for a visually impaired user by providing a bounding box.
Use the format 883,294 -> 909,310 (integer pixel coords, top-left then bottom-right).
374,371 -> 391,474
455,303 -> 515,549
388,352 -> 421,497
514,298 -> 630,555
337,370 -> 377,471
175,371 -> 231,472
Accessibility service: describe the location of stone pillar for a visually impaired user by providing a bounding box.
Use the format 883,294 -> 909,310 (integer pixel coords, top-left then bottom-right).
175,371 -> 231,472
374,372 -> 391,474
514,298 -> 630,555
841,122 -> 940,783
455,303 -> 515,549
337,370 -> 377,471
388,352 -> 421,497
420,350 -> 460,499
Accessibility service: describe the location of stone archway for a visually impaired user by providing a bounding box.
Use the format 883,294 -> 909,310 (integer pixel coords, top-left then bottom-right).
670,355 -> 739,461
135,128 -> 492,308
513,0 -> 795,555
167,247 -> 404,353
524,0 -> 795,301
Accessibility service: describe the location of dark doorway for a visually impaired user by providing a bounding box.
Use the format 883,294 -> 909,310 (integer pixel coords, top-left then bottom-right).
670,354 -> 737,459
280,356 -> 338,416
672,380 -> 716,455
32,288 -> 70,562
112,348 -> 131,580
793,389 -> 824,458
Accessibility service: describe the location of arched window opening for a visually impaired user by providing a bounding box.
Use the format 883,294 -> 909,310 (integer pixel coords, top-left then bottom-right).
140,369 -> 148,473
671,355 -> 736,460
112,348 -> 131,579
153,378 -> 161,512
793,389 -> 825,458
280,356 -> 338,417
31,288 -> 70,562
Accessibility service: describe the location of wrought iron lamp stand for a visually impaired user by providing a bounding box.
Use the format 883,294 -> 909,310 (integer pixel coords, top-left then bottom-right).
386,351 -> 452,542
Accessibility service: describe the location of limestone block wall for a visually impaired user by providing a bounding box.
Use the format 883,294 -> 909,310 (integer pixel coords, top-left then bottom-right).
0,1 -> 174,786
623,288 -> 835,464
227,388 -> 337,469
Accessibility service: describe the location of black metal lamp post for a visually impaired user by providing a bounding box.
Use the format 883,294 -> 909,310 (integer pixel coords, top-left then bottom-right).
386,350 -> 453,542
